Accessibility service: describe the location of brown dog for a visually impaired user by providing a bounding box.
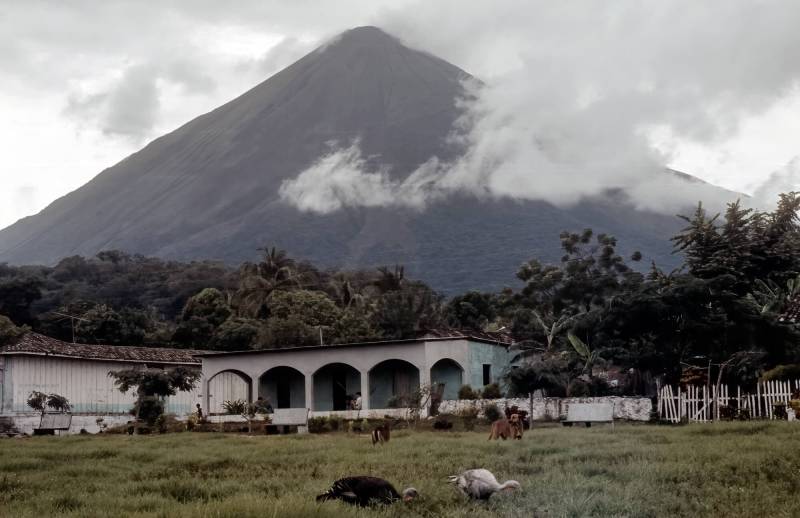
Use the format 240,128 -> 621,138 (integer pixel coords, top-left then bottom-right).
488,414 -> 523,441
371,422 -> 390,445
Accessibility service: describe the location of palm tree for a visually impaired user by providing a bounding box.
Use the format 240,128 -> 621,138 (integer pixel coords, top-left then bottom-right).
374,265 -> 405,294
234,247 -> 302,318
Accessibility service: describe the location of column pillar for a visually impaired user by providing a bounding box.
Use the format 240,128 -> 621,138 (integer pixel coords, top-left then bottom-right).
202,376 -> 210,416
304,374 -> 314,411
419,363 -> 431,418
248,370 -> 262,402
360,370 -> 371,410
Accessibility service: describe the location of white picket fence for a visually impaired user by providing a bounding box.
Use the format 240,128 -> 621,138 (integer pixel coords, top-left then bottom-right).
658,380 -> 800,423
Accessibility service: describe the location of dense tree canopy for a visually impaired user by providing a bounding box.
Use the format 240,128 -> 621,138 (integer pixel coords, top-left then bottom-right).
2,193 -> 799,396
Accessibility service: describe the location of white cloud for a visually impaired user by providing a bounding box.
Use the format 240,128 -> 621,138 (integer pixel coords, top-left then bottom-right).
2,0 -> 800,226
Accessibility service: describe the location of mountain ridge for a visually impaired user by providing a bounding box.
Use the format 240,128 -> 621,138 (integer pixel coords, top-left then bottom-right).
0,26 -> 735,293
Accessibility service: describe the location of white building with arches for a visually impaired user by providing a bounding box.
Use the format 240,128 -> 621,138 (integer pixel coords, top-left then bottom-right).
199,333 -> 512,415
0,331 -> 512,433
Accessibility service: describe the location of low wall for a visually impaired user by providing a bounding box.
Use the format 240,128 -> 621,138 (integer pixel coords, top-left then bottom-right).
5,413 -> 135,435
438,396 -> 653,421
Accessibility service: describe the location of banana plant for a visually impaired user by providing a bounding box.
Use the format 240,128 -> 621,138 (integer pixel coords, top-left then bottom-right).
534,310 -> 577,350
567,332 -> 599,374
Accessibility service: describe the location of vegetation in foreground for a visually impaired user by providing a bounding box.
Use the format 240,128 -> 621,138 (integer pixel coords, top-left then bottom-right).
2,423 -> 800,518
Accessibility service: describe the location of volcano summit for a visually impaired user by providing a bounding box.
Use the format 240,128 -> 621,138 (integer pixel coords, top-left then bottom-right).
0,27 -> 734,292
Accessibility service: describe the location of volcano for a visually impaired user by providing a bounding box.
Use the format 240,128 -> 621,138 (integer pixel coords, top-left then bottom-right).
0,26 -> 733,293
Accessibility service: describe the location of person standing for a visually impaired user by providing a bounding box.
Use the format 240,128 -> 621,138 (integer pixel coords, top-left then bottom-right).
354,392 -> 362,411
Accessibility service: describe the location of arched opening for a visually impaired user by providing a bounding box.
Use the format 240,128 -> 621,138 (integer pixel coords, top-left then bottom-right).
369,359 -> 420,409
258,366 -> 306,409
312,363 -> 361,411
430,359 -> 464,400
207,370 -> 252,415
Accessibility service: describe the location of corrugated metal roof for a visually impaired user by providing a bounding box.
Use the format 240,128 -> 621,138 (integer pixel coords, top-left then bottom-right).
0,333 -> 203,364
418,328 -> 514,345
195,330 -> 512,357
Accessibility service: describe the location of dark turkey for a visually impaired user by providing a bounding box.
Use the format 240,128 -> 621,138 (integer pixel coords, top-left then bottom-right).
316,476 -> 418,506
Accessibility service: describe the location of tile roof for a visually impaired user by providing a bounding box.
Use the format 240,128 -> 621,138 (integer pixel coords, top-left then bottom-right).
0,333 -> 203,364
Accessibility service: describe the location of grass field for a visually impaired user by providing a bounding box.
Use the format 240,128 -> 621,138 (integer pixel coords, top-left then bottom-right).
1,422 -> 799,517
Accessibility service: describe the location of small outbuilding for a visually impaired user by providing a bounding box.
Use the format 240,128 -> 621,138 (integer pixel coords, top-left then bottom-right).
0,333 -> 204,434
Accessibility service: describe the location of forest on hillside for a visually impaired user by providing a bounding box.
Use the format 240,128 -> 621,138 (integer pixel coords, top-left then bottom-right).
2,193 -> 800,396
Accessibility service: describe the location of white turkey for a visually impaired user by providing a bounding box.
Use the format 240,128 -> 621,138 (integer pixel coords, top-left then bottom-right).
316,476 -> 418,506
449,469 -> 521,500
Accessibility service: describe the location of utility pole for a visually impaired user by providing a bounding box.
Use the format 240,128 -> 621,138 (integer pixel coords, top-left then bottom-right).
51,311 -> 90,344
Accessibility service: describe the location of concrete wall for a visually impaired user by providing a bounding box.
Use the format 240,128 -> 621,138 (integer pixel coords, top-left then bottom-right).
438,396 -> 653,421
466,341 -> 511,390
8,413 -> 136,436
312,364 -> 361,411
1,355 -> 201,416
431,359 -> 463,400
369,360 -> 421,408
258,367 -> 305,408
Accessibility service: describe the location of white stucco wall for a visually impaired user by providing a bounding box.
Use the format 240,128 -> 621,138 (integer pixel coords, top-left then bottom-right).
199,339 -> 510,412
438,396 -> 653,421
8,413 -> 136,435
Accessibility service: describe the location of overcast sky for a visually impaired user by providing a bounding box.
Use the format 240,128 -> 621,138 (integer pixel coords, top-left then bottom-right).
1,0 -> 799,229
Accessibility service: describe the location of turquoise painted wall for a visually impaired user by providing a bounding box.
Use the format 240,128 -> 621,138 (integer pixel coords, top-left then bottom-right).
430,360 -> 463,400
467,342 -> 511,392
312,365 -> 361,411
369,360 -> 420,408
258,368 -> 306,408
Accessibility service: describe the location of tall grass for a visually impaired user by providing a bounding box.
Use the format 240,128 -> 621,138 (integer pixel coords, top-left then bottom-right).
1,422 -> 799,517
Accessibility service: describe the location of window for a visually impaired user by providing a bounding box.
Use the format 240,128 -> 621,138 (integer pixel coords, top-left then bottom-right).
483,364 -> 491,386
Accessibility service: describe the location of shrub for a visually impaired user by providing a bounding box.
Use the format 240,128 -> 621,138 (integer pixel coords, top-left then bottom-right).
483,403 -> 503,422
133,397 -> 165,426
433,415 -> 453,430
307,417 -> 329,434
567,378 -> 591,397
481,383 -> 502,399
457,405 -> 480,431
761,364 -> 800,382
26,391 -> 71,414
222,399 -> 248,415
458,385 -> 479,400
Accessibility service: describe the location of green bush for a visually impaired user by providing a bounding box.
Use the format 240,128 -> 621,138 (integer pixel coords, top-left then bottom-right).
222,399 -> 248,415
458,385 -> 479,400
433,415 -> 453,430
457,405 -> 480,431
481,383 -> 502,399
761,364 -> 800,382
307,417 -> 329,434
132,397 -> 164,426
567,378 -> 591,397
483,403 -> 503,422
